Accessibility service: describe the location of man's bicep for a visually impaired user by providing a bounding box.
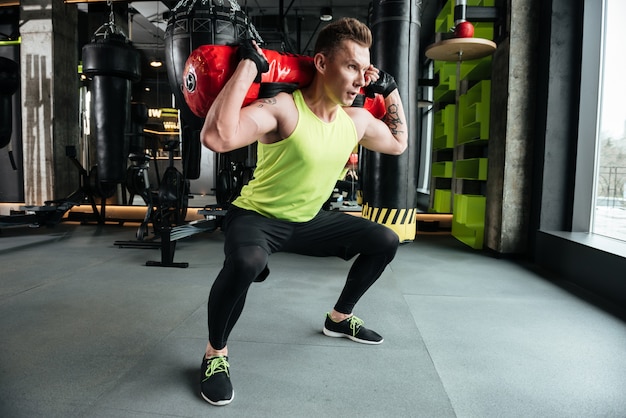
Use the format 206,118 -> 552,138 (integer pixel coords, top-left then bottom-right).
359,117 -> 394,151
239,98 -> 279,139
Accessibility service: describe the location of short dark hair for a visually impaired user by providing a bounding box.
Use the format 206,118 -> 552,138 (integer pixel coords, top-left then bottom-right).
313,17 -> 372,57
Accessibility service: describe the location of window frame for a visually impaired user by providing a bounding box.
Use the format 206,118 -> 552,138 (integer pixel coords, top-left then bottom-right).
573,0 -> 604,233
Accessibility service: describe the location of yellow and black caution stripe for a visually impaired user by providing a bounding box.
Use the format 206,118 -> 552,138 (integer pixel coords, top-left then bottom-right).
362,203 -> 417,242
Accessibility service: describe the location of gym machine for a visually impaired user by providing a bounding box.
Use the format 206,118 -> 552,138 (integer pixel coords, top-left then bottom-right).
114,0 -> 262,267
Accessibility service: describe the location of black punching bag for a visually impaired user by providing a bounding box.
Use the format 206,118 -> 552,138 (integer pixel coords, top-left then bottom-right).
0,57 -> 19,149
164,1 -> 258,180
362,0 -> 420,242
82,33 -> 141,184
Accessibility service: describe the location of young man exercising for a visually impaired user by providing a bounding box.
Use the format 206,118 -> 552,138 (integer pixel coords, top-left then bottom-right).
199,17 -> 408,406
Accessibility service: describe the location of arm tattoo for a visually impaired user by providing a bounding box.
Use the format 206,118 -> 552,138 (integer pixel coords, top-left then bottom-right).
384,103 -> 404,136
256,97 -> 277,107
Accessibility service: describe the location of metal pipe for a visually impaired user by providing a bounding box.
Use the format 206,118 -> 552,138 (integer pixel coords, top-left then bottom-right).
0,37 -> 21,46
454,0 -> 467,24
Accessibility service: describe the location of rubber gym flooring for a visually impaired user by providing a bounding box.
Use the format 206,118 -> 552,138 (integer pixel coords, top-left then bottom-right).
1,218 -> 626,417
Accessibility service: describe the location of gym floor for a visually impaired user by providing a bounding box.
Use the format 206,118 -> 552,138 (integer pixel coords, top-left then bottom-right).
1,211 -> 626,417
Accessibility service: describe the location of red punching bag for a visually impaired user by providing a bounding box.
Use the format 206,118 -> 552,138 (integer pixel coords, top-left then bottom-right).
183,45 -> 314,118
182,44 -> 387,120
354,94 -> 387,120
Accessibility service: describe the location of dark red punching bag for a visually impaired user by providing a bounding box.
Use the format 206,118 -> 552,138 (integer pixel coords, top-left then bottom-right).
0,57 -> 19,149
164,1 -> 257,179
82,31 -> 141,186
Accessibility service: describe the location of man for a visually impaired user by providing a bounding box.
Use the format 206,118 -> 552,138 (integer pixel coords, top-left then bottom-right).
199,17 -> 408,406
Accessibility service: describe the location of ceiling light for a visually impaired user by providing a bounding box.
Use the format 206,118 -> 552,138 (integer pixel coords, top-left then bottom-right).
150,59 -> 163,68
320,7 -> 332,22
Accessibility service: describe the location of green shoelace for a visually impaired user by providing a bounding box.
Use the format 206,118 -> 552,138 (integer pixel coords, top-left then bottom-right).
203,356 -> 230,381
348,315 -> 364,336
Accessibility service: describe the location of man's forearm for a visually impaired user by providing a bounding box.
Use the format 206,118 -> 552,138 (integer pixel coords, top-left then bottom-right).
383,89 -> 408,149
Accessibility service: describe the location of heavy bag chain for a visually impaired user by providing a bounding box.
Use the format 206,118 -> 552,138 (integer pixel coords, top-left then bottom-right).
171,0 -> 241,14
170,0 -> 262,43
91,0 -> 129,42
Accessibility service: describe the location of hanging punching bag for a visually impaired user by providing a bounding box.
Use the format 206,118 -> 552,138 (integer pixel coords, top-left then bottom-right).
164,1 -> 256,179
362,0 -> 420,242
82,33 -> 141,185
0,57 -> 19,149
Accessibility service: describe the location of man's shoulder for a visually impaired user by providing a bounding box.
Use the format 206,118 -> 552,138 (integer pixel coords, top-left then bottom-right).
247,91 -> 295,110
343,105 -> 371,120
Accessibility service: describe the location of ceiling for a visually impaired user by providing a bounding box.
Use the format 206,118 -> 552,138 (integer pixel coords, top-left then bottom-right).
124,0 -> 439,58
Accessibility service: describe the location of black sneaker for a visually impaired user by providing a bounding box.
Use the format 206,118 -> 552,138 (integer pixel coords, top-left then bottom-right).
200,356 -> 234,406
322,313 -> 384,345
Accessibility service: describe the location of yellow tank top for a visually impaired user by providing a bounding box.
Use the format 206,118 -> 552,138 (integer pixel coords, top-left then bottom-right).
232,89 -> 358,222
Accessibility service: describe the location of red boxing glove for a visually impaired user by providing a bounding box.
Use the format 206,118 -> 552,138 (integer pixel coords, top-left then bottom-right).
182,44 -> 388,120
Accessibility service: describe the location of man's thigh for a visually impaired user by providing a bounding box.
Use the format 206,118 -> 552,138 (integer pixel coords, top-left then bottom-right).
222,206 -> 294,256
283,210 -> 388,260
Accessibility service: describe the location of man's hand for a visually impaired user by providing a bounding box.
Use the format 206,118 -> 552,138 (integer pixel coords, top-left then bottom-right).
364,68 -> 397,98
237,39 -> 269,83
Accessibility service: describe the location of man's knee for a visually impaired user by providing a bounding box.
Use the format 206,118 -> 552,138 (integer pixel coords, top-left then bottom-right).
374,226 -> 400,260
227,246 -> 269,279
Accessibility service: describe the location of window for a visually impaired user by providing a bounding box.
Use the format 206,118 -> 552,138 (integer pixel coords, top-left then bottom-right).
534,0 -> 626,307
592,0 -> 626,241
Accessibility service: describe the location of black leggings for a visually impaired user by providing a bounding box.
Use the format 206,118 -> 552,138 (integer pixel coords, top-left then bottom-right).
208,207 -> 399,350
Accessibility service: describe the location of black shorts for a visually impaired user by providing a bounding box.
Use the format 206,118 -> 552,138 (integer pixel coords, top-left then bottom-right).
222,205 -> 396,261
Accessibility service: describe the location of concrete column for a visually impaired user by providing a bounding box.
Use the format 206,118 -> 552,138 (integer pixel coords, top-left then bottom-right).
19,0 -> 78,205
485,0 -> 540,254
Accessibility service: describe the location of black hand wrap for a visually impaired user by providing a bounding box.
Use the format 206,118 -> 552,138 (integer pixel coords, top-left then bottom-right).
364,70 -> 398,98
237,39 -> 269,83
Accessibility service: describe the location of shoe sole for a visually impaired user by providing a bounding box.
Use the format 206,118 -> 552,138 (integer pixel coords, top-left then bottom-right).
201,390 -> 234,406
323,327 -> 384,345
